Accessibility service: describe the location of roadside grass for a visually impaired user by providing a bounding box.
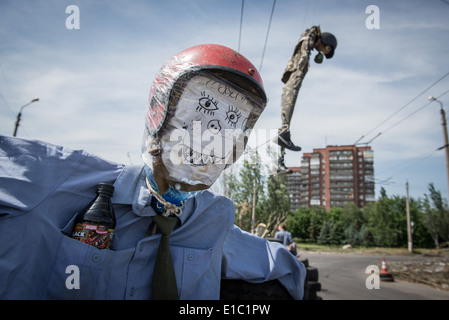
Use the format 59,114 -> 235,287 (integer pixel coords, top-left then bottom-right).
295,241 -> 449,257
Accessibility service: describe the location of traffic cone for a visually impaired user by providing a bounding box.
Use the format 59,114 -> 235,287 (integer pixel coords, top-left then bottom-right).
379,258 -> 394,282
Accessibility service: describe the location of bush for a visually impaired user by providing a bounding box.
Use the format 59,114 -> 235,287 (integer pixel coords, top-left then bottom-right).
286,187 -> 439,249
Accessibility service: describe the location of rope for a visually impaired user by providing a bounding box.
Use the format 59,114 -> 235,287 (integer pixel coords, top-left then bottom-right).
238,0 -> 244,52
145,177 -> 183,217
259,0 -> 277,72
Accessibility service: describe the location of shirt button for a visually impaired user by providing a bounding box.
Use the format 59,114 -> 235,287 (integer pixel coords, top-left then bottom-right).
139,244 -> 144,252
92,254 -> 100,262
129,287 -> 135,296
188,254 -> 194,261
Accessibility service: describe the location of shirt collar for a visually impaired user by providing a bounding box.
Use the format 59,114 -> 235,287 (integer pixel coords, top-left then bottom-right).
111,165 -> 142,205
111,165 -> 193,224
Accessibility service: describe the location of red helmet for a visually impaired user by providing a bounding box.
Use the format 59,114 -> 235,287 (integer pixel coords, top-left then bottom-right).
145,44 -> 267,136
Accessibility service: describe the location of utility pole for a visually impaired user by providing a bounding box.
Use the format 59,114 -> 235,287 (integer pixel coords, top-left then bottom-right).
13,98 -> 39,137
405,181 -> 413,253
251,179 -> 257,234
429,96 -> 449,200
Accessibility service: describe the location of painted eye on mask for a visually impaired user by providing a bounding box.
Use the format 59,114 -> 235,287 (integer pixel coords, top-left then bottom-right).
197,96 -> 219,115
225,105 -> 242,128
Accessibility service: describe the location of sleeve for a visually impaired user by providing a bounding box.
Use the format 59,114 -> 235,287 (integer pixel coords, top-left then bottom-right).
281,27 -> 318,84
0,136 -> 85,215
221,225 -> 306,300
302,27 -> 319,53
294,29 -> 317,71
286,232 -> 294,245
0,136 -> 122,218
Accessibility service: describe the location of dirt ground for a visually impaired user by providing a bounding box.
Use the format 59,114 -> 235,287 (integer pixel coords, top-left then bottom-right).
388,258 -> 449,291
298,244 -> 449,291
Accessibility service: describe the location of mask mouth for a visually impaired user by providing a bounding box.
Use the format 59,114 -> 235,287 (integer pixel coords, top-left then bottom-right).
181,144 -> 230,166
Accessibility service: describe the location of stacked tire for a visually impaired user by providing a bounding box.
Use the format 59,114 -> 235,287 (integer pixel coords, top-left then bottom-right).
301,258 -> 322,300
220,258 -> 322,300
220,237 -> 323,300
220,279 -> 293,300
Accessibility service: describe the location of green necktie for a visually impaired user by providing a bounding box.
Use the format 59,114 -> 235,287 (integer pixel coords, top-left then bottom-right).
151,215 -> 179,300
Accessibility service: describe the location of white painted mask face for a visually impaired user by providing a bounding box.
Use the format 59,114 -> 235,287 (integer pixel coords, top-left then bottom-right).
156,74 -> 259,188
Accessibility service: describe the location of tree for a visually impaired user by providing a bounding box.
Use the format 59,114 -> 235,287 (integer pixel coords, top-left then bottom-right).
343,225 -> 370,247
409,197 -> 434,248
340,202 -> 366,231
307,206 -> 327,242
286,208 -> 311,241
258,172 -> 290,237
317,219 -> 332,244
318,219 -> 344,245
221,148 -> 267,232
258,146 -> 291,236
236,149 -> 264,232
222,156 -> 444,249
364,188 -> 408,247
421,183 -> 449,250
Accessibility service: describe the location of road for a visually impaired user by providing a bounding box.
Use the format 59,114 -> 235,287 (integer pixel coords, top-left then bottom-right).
301,251 -> 449,300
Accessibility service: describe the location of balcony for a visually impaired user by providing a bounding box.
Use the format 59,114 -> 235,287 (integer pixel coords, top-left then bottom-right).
330,175 -> 354,181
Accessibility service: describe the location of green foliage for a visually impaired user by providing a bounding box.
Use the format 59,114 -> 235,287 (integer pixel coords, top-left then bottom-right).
421,183 -> 449,249
258,172 -> 290,228
317,219 -> 344,245
223,147 -> 290,233
285,186 -> 440,249
223,152 -> 445,249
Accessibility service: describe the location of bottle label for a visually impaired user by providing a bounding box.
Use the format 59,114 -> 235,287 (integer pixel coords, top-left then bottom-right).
71,223 -> 114,249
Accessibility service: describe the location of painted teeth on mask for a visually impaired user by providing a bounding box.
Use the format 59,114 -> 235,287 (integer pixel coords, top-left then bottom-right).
183,146 -> 223,166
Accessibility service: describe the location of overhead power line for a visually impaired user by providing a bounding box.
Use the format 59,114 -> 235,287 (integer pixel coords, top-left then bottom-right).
377,148 -> 439,178
238,0 -> 244,52
356,88 -> 449,145
237,0 -> 277,72
354,71 -> 449,145
364,88 -> 449,144
259,0 -> 276,72
382,88 -> 449,134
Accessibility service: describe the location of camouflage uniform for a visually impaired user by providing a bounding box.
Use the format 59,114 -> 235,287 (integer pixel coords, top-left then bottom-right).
280,26 -> 320,134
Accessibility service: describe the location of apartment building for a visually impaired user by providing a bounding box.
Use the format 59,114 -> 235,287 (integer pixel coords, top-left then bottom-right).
297,145 -> 374,211
285,166 -> 301,211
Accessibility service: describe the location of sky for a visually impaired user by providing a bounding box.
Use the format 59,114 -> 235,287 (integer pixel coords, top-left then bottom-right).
1,0 -> 449,201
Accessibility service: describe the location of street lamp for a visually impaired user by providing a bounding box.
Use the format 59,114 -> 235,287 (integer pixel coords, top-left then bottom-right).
428,96 -> 449,200
13,98 -> 39,137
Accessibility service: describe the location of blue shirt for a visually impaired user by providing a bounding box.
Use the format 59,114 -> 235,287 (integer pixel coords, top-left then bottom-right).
275,230 -> 294,246
0,136 -> 305,300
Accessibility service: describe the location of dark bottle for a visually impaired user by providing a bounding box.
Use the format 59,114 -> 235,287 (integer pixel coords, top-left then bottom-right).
71,183 -> 116,249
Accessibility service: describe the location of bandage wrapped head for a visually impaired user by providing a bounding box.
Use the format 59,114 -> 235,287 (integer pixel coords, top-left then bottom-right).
142,44 -> 267,194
